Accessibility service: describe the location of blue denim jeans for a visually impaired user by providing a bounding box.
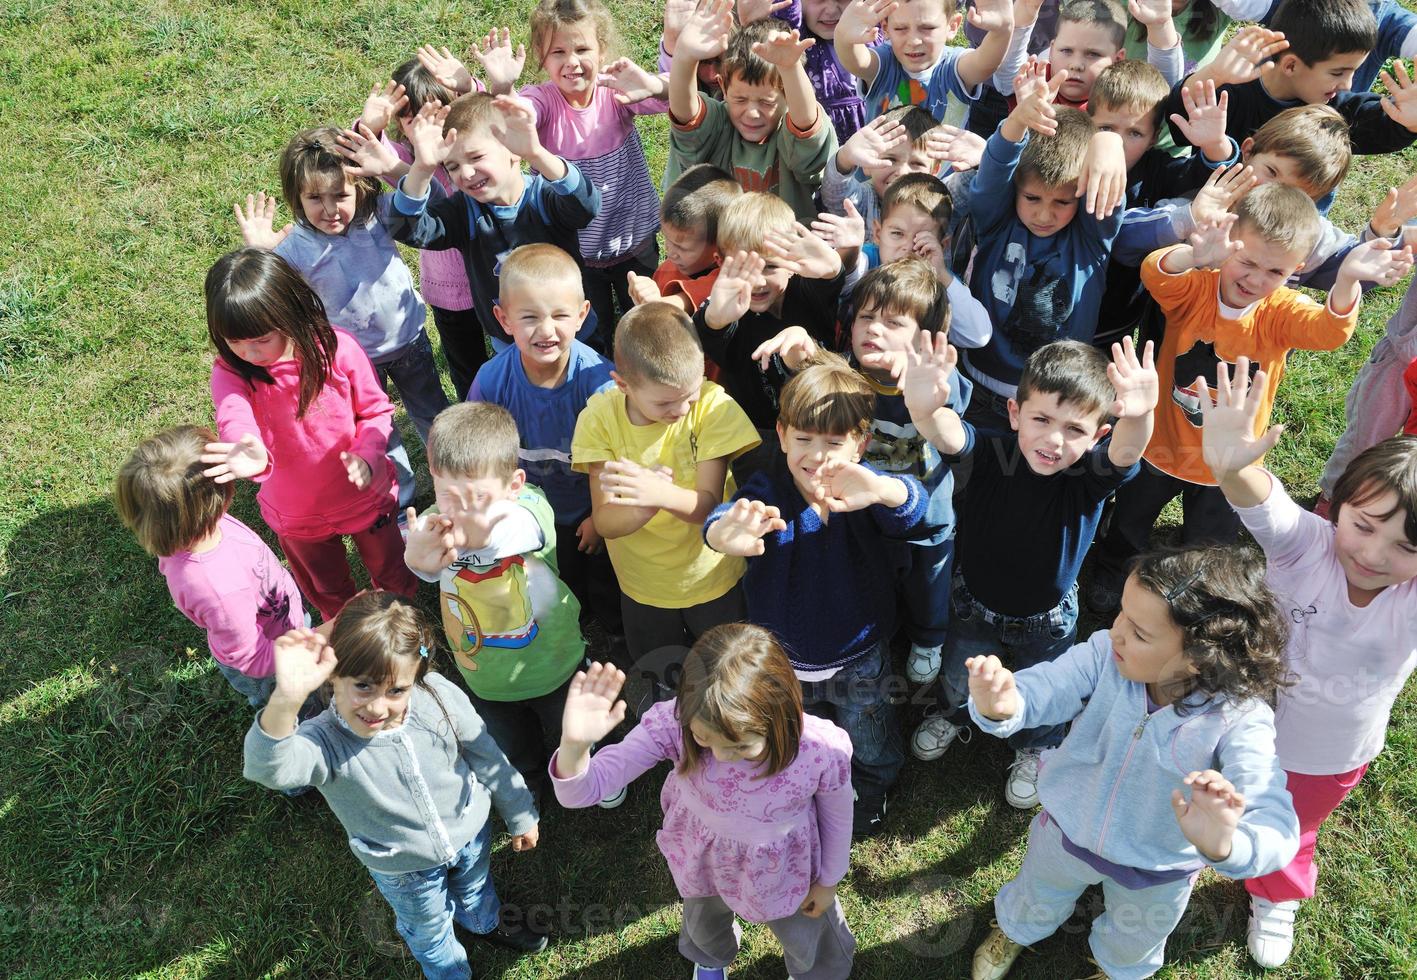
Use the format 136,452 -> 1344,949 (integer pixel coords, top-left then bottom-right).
901,535 -> 955,649
214,660 -> 275,708
367,823 -> 501,980
937,577 -> 1079,751
376,331 -> 450,445
799,641 -> 903,800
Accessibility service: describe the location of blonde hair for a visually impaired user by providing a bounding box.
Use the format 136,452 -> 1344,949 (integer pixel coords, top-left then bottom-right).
613,302 -> 705,386
1016,107 -> 1095,189
1247,105 -> 1352,199
662,164 -> 743,239
279,127 -> 381,231
499,243 -> 585,304
529,0 -> 617,68
716,192 -> 796,255
115,425 -> 233,557
776,351 -> 875,438
443,92 -> 500,139
1235,182 -> 1322,257
1089,59 -> 1170,136
882,172 -> 953,238
427,402 -> 522,481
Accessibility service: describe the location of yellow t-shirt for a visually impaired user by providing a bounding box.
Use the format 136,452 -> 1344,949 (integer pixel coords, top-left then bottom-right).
571,381 -> 760,608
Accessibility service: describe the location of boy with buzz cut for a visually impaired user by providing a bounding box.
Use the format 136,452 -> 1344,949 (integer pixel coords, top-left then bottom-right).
468,243 -> 624,651
902,335 -> 1158,810
1088,183 -> 1415,613
705,352 -> 934,836
405,402 -> 609,804
570,302 -> 760,686
626,164 -> 742,317
390,92 -> 601,351
667,4 -> 837,222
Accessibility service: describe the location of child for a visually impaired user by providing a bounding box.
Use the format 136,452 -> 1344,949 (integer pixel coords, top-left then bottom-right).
570,303 -> 760,684
404,402 -> 597,802
775,0 -> 875,142
626,163 -> 743,316
468,244 -> 624,649
834,0 -> 1016,122
115,425 -> 307,708
203,249 -> 419,622
387,93 -> 600,354
1199,365 -> 1417,969
704,355 -> 933,834
667,4 -> 838,222
1087,189 -> 1413,612
962,76 -> 1124,432
243,593 -> 547,978
1041,0 -> 1173,108
521,0 -> 670,344
903,336 -> 1156,810
551,626 -> 856,979
965,546 -> 1299,980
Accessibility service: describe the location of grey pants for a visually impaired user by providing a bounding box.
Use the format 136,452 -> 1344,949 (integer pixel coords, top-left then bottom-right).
678,894 -> 855,980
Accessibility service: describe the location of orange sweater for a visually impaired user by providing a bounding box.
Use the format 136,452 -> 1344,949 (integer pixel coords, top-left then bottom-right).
1141,246 -> 1357,485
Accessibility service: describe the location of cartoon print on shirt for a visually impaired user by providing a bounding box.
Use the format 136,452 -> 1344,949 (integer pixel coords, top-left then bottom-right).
1171,340 -> 1261,427
440,551 -> 559,672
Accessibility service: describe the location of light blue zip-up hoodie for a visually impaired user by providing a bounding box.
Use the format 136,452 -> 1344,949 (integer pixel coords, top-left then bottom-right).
970,630 -> 1299,879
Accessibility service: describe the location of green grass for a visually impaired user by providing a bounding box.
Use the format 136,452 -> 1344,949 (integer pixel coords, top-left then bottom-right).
2,1 -> 1416,976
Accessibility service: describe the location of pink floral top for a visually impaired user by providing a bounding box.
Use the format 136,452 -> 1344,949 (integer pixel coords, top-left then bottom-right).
550,700 -> 854,922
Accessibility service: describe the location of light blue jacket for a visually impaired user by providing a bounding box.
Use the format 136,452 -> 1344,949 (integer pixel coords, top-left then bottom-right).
970,630 -> 1299,879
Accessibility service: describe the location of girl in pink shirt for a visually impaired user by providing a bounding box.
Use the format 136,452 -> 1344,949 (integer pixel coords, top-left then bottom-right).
202,248 -> 419,621
551,624 -> 856,980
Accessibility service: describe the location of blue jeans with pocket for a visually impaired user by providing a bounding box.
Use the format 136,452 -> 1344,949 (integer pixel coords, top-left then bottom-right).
375,330 -> 450,445
366,823 -> 500,980
799,641 -> 903,801
937,577 -> 1079,751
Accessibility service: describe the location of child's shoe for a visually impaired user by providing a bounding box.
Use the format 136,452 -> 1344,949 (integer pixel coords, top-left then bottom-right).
906,643 -> 943,685
1084,580 -> 1122,616
1247,897 -> 1299,968
853,791 -> 888,839
972,923 -> 1023,980
692,965 -> 728,979
462,908 -> 549,954
911,710 -> 971,761
1004,749 -> 1042,809
598,785 -> 627,809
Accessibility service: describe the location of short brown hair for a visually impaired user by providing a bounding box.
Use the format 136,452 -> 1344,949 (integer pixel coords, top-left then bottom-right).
776,351 -> 875,438
877,104 -> 945,153
1057,0 -> 1127,50
613,302 -> 705,386
443,92 -> 500,139
676,623 -> 803,778
427,402 -> 521,481
882,172 -> 953,239
720,19 -> 783,91
662,164 -> 742,241
498,243 -> 585,303
1089,59 -> 1170,136
1330,435 -> 1417,544
1015,340 -> 1114,423
850,258 -> 951,336
279,127 -> 381,231
1016,107 -> 1095,189
115,425 -> 234,557
1246,105 -> 1352,199
1234,182 -> 1322,257
530,0 -> 617,69
716,191 -> 796,255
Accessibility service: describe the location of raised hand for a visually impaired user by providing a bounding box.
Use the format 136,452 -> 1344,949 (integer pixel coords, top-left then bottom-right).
901,330 -> 957,421
1188,213 -> 1242,270
1380,60 -> 1417,132
736,0 -> 793,25
967,0 -> 1014,33
341,451 -> 372,490
489,94 -> 541,159
233,191 -> 293,250
912,230 -> 950,279
926,124 -> 986,172
676,0 -> 735,62
1189,163 -> 1256,228
836,0 -> 898,47
1197,357 -> 1282,479
838,114 -> 908,170
664,0 -> 698,51
417,43 -> 475,94
1203,26 -> 1288,87
272,628 -> 338,700
471,28 -> 526,94
626,270 -> 664,306
965,654 -> 1020,720
1007,59 -> 1065,138
336,121 -> 401,179
708,498 -> 788,555
360,80 -> 410,134
406,100 -> 456,168
404,508 -> 460,573
705,250 -> 767,328
751,325 -> 819,371
1077,130 -> 1127,217
1368,170 -> 1417,238
1169,79 -> 1230,160
440,482 -> 508,550
1012,56 -> 1057,109
810,199 -> 867,252
762,222 -> 842,279
561,662 -> 629,747
201,433 -> 269,483
1107,337 -> 1158,419
601,57 -> 668,105
1337,237 -> 1415,287
815,459 -> 889,512
1172,770 -> 1245,863
1126,0 -> 1172,27
752,28 -> 816,69
600,459 -> 676,509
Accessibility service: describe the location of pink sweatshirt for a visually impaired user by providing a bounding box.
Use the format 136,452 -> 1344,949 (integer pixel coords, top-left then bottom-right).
211,328 -> 397,539
550,700 -> 855,922
158,514 -> 304,677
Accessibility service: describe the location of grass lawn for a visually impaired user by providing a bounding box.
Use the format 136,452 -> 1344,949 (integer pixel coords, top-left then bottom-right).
3,0 -> 1416,976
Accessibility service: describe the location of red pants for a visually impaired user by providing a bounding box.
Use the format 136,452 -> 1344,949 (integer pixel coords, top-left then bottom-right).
279,512 -> 419,621
1245,764 -> 1368,903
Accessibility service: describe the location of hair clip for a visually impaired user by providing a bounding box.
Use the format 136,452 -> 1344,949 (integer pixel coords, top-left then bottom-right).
1162,568 -> 1206,603
419,644 -> 430,659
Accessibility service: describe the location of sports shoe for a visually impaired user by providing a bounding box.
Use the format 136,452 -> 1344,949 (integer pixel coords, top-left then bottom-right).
692,965 -> 728,979
1004,749 -> 1042,809
906,643 -> 943,685
911,711 -> 970,761
853,792 -> 888,839
463,909 -> 549,954
1247,897 -> 1299,968
1085,580 -> 1122,616
597,785 -> 627,809
972,923 -> 1024,980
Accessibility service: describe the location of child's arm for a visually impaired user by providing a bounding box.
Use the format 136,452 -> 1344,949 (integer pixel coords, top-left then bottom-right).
762,222 -> 844,281
339,338 -> 397,483
1104,337 -> 1158,468
403,509 -> 461,579
255,629 -> 335,740
702,250 -> 766,330
599,454 -> 732,526
1329,238 -> 1414,318
901,332 -> 970,454
1197,358 -> 1281,509
1168,79 -> 1237,166
809,200 -> 866,277
753,29 -> 824,133
1157,213 -> 1242,274
491,94 -> 566,181
750,325 -> 821,374
669,0 -> 734,124
233,192 -> 294,251
551,663 -> 672,806
705,498 -> 789,555
1128,0 -> 1182,85
968,63 -> 1065,234
990,0 -> 1042,95
601,57 -> 671,107
335,122 -> 412,184
956,0 -> 1015,91
588,460 -> 664,538
442,673 -> 540,849
813,459 -> 910,513
965,629 -> 1108,734
834,0 -> 897,84
1185,25 -> 1289,92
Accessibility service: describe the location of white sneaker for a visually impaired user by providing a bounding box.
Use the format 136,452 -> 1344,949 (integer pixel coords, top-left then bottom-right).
911,711 -> 970,761
597,785 -> 627,809
906,643 -> 943,685
972,923 -> 1023,980
1004,749 -> 1042,809
1247,897 -> 1298,968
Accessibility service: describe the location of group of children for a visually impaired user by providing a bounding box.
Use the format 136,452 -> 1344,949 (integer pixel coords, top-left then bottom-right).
108,0 -> 1417,976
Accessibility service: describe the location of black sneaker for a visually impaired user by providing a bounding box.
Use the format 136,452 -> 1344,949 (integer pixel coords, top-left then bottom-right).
853,793 -> 888,839
460,909 -> 549,954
